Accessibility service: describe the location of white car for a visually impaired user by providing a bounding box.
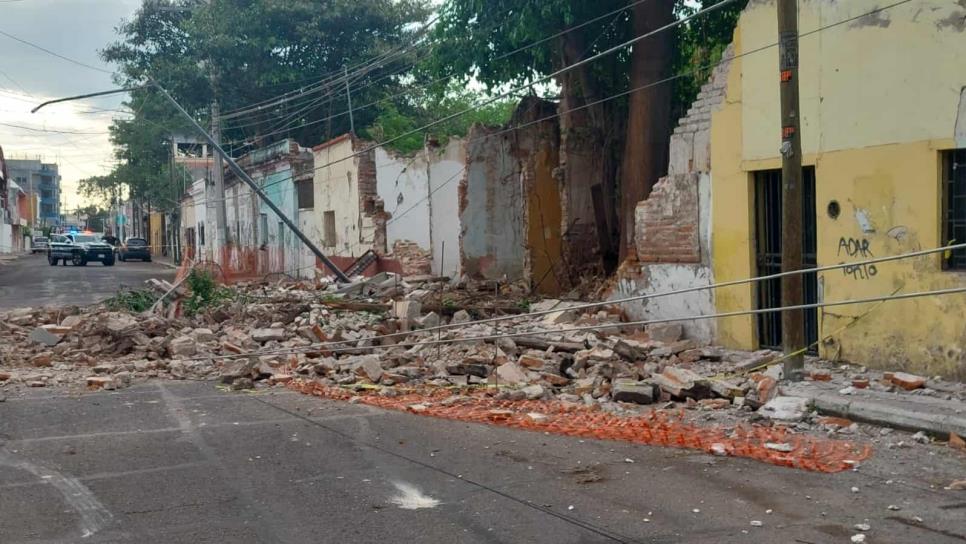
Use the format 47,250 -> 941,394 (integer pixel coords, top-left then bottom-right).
30,236 -> 49,254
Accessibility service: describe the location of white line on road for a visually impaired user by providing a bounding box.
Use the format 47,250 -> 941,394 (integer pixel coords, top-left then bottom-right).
0,450 -> 113,538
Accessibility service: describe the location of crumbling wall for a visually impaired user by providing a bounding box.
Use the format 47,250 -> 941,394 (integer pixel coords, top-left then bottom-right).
391,239 -> 432,276
512,97 -> 564,295
428,138 -> 464,278
610,46 -> 733,344
460,126 -> 526,281
377,148 -> 431,252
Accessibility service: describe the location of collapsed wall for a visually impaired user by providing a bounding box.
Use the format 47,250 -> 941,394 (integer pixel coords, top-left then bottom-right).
610,45 -> 734,344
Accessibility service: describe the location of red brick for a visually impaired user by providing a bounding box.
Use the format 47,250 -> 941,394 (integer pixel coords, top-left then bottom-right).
890,372 -> 925,390
851,377 -> 870,389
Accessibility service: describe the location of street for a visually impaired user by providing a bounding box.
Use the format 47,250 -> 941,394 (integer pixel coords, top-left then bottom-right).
0,254 -> 175,311
1,381 -> 964,544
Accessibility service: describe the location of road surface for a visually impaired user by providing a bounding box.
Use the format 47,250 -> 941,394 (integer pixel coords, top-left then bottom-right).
1,381 -> 964,543
0,253 -> 175,311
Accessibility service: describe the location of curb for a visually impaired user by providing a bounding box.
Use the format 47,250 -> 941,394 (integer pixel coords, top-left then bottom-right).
786,387 -> 966,437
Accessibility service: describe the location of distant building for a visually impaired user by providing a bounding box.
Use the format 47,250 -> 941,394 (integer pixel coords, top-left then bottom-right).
6,158 -> 61,228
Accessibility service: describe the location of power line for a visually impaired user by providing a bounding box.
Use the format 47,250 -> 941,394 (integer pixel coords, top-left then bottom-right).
248,0 -> 737,195
0,28 -> 113,74
252,0 -> 912,200
0,121 -> 109,135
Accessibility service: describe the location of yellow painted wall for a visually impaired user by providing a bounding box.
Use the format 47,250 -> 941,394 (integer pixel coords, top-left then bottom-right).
313,136 -> 374,258
149,212 -> 163,256
711,0 -> 966,378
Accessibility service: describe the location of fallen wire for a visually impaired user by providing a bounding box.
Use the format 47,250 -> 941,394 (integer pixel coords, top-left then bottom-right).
226,242 -> 966,354
182,284 -> 966,363
285,381 -> 872,474
252,394 -> 641,544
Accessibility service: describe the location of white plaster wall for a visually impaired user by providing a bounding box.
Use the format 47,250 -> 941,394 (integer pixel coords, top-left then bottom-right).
0,222 -> 12,254
313,137 -> 368,257
377,148 -> 431,250
613,264 -> 715,344
428,138 -> 465,278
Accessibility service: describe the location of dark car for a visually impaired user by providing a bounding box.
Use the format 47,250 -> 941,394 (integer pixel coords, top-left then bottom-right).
119,237 -> 151,262
47,233 -> 116,266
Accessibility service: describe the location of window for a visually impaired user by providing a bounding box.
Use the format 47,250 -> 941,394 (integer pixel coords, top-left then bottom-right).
944,149 -> 966,270
296,179 -> 314,209
277,221 -> 285,247
259,213 -> 268,246
41,203 -> 54,215
41,175 -> 53,185
41,190 -> 52,199
323,211 -> 336,247
199,223 -> 206,245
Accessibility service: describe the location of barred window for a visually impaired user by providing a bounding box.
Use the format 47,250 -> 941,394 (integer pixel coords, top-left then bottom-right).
943,149 -> 966,270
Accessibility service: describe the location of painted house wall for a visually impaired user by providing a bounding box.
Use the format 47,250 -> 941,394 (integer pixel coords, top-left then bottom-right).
710,0 -> 966,378
313,135 -> 373,258
378,147 -> 431,250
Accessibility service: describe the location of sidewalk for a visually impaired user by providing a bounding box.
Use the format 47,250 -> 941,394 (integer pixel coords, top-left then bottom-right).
784,381 -> 966,437
0,251 -> 30,267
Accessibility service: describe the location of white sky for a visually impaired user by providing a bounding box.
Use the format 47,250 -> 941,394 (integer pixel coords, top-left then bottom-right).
0,0 -> 141,211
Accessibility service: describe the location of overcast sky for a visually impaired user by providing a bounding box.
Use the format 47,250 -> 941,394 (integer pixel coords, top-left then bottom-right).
0,0 -> 141,210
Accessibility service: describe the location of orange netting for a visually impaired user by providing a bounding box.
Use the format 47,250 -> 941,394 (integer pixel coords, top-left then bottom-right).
288,379 -> 872,473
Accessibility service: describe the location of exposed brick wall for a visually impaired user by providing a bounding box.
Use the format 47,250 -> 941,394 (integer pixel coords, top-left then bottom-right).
391,239 -> 432,276
634,45 -> 732,265
353,136 -> 388,255
635,173 -> 701,263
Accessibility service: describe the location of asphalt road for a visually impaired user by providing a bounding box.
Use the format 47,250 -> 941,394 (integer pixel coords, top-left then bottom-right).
0,253 -> 175,311
1,381 -> 964,544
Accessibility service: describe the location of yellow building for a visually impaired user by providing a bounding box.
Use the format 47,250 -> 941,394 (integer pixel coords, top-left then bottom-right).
709,0 -> 966,378
149,212 -> 164,257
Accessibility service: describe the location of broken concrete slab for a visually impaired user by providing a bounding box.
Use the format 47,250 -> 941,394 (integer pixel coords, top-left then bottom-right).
612,379 -> 657,405
646,323 -> 683,343
169,336 -> 197,357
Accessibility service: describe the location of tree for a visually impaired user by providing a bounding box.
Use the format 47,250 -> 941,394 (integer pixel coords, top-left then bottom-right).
88,0 -> 432,209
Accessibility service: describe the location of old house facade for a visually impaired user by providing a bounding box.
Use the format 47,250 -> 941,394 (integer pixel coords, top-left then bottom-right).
621,0 -> 966,378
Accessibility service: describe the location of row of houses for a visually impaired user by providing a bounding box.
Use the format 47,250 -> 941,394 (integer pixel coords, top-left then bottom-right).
0,149 -> 59,253
175,0 -> 966,379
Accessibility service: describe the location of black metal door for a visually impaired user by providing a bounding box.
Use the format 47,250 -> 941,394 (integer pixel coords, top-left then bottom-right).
754,168 -> 818,353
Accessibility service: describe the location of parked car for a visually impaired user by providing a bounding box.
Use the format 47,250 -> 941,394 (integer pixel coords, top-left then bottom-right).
47,233 -> 116,266
119,237 -> 151,262
30,236 -> 49,254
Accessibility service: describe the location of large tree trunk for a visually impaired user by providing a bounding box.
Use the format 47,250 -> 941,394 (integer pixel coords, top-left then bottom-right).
555,32 -> 620,283
619,0 -> 675,260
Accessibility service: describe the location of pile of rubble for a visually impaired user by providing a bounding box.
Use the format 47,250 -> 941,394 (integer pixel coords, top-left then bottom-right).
2,274 -> 965,450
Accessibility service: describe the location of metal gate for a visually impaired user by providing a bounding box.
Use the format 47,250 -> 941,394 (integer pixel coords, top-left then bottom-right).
754,168 -> 818,353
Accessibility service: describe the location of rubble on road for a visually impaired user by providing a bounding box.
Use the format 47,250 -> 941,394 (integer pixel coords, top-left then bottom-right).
1,271 -> 965,454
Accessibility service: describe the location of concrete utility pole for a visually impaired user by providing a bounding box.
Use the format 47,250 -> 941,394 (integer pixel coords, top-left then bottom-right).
778,0 -> 805,381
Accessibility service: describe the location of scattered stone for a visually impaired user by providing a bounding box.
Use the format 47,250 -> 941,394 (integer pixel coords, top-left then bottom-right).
451,310 -> 472,324
851,535 -> 866,543
28,327 -> 61,347
521,384 -> 545,400
809,369 -> 832,381
760,396 -> 810,422
192,328 -> 216,342
494,362 -> 528,385
86,376 -> 114,389
252,328 -> 286,343
646,323 -> 683,343
854,523 -> 870,532
418,312 -> 440,329
169,336 -> 197,357
30,353 -> 53,367
950,432 -> 966,451
612,379 -> 657,405
911,431 -> 929,444
0,371 -> 10,381
764,442 -> 794,453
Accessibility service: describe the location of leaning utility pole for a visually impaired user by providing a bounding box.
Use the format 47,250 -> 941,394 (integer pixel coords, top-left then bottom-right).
778,0 -> 804,381
210,92 -> 229,256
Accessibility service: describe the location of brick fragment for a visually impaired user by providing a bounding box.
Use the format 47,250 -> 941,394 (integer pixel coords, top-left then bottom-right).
890,372 -> 925,390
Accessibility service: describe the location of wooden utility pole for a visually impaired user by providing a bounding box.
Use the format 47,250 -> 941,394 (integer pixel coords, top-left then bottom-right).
778,0 -> 804,381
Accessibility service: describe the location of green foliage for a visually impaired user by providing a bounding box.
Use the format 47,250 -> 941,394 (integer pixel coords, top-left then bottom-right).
106,289 -> 156,313
183,269 -> 242,316
366,83 -> 516,154
671,0 -> 747,118
93,0 -> 432,209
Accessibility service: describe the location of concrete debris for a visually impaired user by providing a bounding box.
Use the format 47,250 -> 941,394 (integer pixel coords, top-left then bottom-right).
759,396 -> 811,422
1,274 -> 964,454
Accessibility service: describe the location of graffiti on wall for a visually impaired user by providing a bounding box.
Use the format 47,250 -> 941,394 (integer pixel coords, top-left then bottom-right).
838,237 -> 877,280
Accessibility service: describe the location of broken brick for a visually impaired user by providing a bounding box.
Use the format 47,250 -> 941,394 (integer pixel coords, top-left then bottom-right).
809,369 -> 832,382
890,372 -> 925,390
